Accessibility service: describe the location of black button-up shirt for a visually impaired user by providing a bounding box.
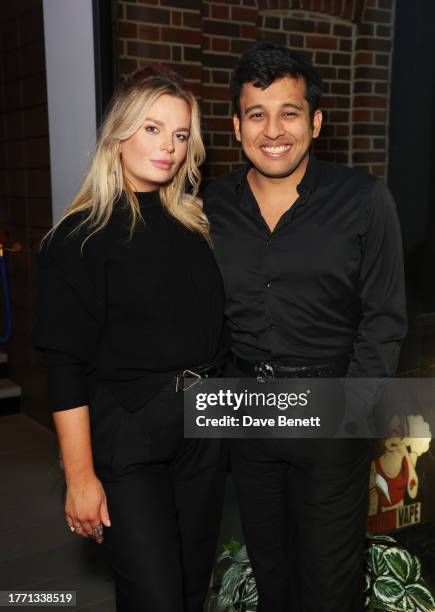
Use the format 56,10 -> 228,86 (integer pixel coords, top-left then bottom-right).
203,153 -> 407,377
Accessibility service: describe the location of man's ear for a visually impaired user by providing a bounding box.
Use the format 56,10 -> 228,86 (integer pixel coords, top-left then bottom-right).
312,109 -> 322,139
233,114 -> 242,142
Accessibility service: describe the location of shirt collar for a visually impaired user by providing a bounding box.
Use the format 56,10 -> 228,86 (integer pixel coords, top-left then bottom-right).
236,150 -> 320,195
237,150 -> 320,213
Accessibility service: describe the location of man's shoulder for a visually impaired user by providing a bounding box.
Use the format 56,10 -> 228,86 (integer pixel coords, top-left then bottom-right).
318,158 -> 378,190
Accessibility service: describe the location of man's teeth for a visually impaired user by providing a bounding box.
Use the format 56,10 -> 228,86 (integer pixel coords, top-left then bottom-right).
262,145 -> 290,153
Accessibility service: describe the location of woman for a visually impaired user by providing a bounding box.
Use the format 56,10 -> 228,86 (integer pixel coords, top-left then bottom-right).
33,67 -> 227,612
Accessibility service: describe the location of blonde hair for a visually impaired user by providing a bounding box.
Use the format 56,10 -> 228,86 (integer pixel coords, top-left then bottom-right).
44,66 -> 208,249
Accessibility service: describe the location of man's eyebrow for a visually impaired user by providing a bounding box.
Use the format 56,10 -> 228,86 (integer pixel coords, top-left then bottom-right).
144,117 -> 190,132
243,102 -> 303,114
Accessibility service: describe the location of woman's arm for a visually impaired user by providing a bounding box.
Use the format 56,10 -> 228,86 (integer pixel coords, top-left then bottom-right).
53,405 -> 111,542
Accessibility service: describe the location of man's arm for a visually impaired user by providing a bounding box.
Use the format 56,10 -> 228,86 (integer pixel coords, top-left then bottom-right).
347,179 -> 407,378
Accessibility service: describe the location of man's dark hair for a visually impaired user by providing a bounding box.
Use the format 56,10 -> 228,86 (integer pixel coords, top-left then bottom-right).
230,41 -> 324,120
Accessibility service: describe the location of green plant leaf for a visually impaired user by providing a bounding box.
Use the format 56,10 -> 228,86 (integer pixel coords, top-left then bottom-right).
408,555 -> 422,584
373,576 -> 406,604
365,571 -> 372,594
367,544 -> 389,577
406,582 -> 435,612
383,547 -> 413,584
223,538 -> 242,557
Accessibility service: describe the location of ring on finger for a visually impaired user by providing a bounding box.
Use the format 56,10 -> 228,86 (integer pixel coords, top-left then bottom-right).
92,524 -> 104,538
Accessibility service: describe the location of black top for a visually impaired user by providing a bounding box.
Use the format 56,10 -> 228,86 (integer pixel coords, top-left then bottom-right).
203,153 -> 407,377
33,191 -> 226,412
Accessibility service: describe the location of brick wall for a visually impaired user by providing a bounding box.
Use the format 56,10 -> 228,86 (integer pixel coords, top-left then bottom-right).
0,0 -> 52,427
117,0 -> 395,180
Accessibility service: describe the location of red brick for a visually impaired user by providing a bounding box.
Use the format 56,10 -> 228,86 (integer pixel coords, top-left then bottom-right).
330,138 -> 348,151
138,24 -> 161,41
171,11 -> 182,26
161,26 -> 201,44
353,151 -> 385,163
240,24 -> 257,39
328,110 -> 349,123
356,37 -> 391,52
355,51 -> 373,65
119,57 -> 138,75
211,4 -> 229,19
206,148 -> 240,163
203,19 -> 240,37
353,95 -> 387,108
119,21 -> 138,39
352,110 -> 372,122
127,41 -> 171,60
336,125 -> 349,136
306,36 -> 338,50
212,37 -> 230,52
317,21 -> 331,35
333,23 -> 352,37
353,124 -> 386,136
203,85 -> 233,102
183,12 -> 201,28
203,117 -> 233,131
126,5 -> 170,24
364,8 -> 392,24
231,6 -> 257,21
373,110 -> 387,122
283,17 -> 315,33
353,137 -> 371,149
372,165 -> 386,178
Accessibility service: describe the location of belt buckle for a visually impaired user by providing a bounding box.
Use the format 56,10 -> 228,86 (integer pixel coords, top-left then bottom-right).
176,369 -> 202,392
254,361 -> 275,383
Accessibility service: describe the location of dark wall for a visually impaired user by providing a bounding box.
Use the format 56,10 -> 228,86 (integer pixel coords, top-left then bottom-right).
0,0 -> 52,427
389,0 -> 435,315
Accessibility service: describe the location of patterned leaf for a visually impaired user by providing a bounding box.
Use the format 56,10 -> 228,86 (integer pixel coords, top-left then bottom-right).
408,556 -> 422,584
367,545 -> 389,577
373,576 -> 406,604
406,582 -> 435,612
383,547 -> 413,583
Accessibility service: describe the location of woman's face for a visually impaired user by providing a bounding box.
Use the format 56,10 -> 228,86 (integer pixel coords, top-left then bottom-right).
120,94 -> 191,191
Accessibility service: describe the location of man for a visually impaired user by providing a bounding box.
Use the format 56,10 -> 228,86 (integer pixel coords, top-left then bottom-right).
203,42 -> 407,612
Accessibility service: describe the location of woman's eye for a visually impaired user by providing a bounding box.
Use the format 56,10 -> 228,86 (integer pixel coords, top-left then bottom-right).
145,125 -> 159,133
175,133 -> 188,142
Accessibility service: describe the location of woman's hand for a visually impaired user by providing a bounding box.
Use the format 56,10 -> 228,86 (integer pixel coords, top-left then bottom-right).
65,473 -> 111,544
52,405 -> 110,544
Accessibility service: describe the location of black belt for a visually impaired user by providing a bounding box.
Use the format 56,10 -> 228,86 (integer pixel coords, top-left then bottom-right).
232,354 -> 348,381
163,363 -> 217,392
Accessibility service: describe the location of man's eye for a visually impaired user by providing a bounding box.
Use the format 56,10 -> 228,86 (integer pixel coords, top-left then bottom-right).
145,125 -> 159,133
250,113 -> 264,119
284,112 -> 297,117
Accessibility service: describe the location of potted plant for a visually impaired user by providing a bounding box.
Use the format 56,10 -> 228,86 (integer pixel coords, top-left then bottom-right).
206,535 -> 435,612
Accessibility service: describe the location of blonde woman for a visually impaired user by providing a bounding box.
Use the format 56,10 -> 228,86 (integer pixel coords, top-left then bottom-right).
33,67 -> 227,612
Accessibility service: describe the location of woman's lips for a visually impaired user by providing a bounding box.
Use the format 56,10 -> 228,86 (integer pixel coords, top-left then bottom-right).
260,144 -> 292,159
151,159 -> 174,170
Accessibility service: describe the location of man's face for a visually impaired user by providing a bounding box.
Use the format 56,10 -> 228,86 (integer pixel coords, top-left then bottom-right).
233,76 -> 322,179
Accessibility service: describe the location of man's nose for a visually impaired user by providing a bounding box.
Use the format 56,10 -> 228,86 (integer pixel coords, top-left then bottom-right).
263,117 -> 285,139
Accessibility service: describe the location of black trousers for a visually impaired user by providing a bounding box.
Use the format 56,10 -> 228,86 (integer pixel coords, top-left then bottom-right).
90,384 -> 226,612
226,360 -> 372,612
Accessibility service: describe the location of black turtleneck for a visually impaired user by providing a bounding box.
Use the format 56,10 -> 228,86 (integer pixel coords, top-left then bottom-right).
33,191 -> 226,413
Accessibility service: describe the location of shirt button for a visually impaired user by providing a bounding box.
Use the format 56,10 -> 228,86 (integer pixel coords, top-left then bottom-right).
269,324 -> 275,330
266,238 -> 272,245
265,280 -> 271,288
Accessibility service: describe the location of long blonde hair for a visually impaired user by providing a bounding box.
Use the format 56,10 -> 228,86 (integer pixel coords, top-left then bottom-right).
44,66 -> 208,248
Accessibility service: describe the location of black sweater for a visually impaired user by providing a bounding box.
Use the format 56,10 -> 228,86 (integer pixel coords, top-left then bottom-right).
33,191 -> 226,413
